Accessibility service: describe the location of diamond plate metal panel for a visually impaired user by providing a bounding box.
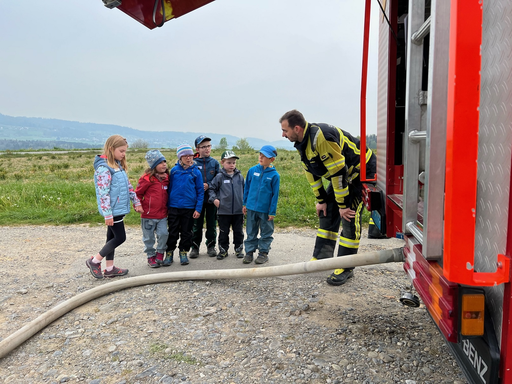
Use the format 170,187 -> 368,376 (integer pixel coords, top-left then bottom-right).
475,0 -> 512,347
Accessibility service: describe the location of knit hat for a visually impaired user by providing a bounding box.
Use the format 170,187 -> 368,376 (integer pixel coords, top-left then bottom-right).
145,149 -> 166,170
221,150 -> 239,160
195,135 -> 211,148
260,145 -> 277,159
176,144 -> 194,159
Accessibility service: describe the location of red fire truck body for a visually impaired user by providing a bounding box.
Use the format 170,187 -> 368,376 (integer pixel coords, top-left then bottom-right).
105,1 -> 512,382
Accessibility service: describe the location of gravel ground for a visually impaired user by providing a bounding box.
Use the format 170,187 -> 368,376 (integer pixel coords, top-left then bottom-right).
0,225 -> 467,384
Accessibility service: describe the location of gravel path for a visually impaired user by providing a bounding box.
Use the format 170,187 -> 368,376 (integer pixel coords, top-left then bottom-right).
0,225 -> 467,384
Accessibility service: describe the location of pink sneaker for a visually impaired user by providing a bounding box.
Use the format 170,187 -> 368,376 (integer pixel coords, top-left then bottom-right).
155,252 -> 164,265
148,256 -> 160,268
103,266 -> 128,278
85,258 -> 103,279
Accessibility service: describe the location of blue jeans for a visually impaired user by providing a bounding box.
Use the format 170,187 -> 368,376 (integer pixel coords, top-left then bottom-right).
244,209 -> 274,254
141,218 -> 169,257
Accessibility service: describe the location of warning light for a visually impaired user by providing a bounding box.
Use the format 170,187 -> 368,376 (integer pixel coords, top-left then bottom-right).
460,294 -> 485,336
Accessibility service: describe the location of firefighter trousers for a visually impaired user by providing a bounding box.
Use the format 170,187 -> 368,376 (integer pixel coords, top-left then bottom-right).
313,185 -> 363,260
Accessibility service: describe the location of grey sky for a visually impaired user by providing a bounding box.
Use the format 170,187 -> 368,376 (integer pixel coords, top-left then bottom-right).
0,0 -> 380,143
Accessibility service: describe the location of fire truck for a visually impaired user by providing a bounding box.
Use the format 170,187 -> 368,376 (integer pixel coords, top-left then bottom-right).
102,1 -> 512,383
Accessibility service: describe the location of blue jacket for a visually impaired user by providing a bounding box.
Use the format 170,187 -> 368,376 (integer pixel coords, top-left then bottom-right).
94,155 -> 139,219
194,156 -> 220,186
168,162 -> 204,212
243,164 -> 280,216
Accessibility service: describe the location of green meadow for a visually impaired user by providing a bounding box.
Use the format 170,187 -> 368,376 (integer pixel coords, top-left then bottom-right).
0,149 -> 370,228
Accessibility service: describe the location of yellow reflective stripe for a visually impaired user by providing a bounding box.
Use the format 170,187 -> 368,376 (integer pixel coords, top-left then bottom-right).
366,148 -> 373,162
317,229 -> 338,241
350,172 -> 360,181
309,179 -> 323,190
325,158 -> 346,170
355,201 -> 363,241
334,188 -> 349,198
344,137 -> 360,154
369,218 -> 375,225
339,236 -> 360,248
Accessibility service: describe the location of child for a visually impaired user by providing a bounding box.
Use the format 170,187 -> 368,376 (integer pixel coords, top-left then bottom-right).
242,145 -> 280,265
135,149 -> 169,268
86,135 -> 143,279
208,150 -> 245,260
190,135 -> 220,258
166,144 -> 204,266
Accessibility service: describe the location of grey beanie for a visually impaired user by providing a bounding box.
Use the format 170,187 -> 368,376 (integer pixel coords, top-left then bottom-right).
145,149 -> 166,169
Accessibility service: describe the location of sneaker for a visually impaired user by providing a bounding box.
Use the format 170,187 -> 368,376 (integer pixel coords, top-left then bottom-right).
162,251 -> 173,266
243,252 -> 254,264
148,256 -> 160,268
85,258 -> 103,279
235,246 -> 244,258
207,246 -> 217,257
326,268 -> 354,286
180,251 -> 189,265
255,252 -> 269,264
155,252 -> 164,265
217,251 -> 228,260
189,248 -> 199,259
103,266 -> 128,278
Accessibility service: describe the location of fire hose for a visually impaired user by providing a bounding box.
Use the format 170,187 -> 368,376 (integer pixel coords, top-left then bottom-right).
0,247 -> 403,359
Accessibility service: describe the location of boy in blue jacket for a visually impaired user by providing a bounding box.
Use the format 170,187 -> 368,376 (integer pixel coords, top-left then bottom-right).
166,144 -> 204,266
242,145 -> 280,264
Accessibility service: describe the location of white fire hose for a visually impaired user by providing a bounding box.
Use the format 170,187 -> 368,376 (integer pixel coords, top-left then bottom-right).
0,247 -> 403,359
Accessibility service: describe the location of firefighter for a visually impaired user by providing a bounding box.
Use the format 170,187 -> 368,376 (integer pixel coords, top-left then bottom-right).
280,109 -> 376,286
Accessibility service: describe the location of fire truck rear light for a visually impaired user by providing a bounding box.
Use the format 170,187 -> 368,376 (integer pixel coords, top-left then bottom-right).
460,294 -> 485,336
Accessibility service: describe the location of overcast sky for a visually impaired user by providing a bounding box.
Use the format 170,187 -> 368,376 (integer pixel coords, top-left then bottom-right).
0,0 -> 380,143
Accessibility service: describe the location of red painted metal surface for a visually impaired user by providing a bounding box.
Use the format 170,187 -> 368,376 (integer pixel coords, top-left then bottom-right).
403,236 -> 458,342
117,0 -> 215,29
359,0 -> 376,182
499,137 -> 512,381
443,0 -> 509,286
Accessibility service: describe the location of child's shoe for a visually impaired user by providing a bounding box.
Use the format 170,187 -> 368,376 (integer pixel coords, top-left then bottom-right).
235,245 -> 244,259
155,252 -> 164,265
255,252 -> 269,264
242,252 -> 254,264
85,257 -> 103,279
189,248 -> 199,259
217,251 -> 228,260
179,251 -> 189,265
103,266 -> 129,278
147,256 -> 160,268
207,246 -> 217,257
162,251 -> 173,266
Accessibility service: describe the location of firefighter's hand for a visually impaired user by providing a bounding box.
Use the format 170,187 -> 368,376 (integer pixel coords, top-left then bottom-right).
316,203 -> 327,218
193,210 -> 201,219
339,207 -> 356,221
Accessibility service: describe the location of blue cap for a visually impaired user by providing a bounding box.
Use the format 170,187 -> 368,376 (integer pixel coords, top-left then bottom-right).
260,145 -> 277,159
195,135 -> 211,148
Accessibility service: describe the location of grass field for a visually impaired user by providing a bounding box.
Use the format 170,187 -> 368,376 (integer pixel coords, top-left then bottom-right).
0,148 -> 370,228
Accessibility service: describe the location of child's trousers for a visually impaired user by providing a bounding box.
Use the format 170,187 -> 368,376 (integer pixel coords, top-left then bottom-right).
166,207 -> 195,252
217,214 -> 244,253
141,218 -> 169,257
244,209 -> 274,254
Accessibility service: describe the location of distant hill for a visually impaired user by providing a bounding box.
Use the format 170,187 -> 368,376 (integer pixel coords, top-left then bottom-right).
0,113 -> 293,151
